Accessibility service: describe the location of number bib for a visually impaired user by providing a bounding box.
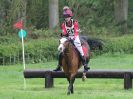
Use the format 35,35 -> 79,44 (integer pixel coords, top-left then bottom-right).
65,19 -> 74,36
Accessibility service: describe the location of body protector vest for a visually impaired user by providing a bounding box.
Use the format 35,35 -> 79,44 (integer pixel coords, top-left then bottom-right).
65,19 -> 74,36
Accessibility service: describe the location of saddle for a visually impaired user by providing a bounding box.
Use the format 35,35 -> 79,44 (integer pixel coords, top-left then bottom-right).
70,39 -> 88,57
80,39 -> 88,57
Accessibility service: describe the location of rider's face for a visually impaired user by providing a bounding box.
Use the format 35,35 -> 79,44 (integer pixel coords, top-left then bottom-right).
65,17 -> 71,22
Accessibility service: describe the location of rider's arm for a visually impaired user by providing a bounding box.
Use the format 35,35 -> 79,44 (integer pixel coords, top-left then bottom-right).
74,20 -> 79,38
61,23 -> 67,37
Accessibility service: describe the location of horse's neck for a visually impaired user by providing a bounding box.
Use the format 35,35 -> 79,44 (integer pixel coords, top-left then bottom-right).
65,42 -> 77,59
63,42 -> 80,73
65,43 -> 72,56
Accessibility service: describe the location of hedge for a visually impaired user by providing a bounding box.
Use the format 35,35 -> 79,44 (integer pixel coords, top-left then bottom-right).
0,35 -> 133,65
0,38 -> 58,64
103,35 -> 133,54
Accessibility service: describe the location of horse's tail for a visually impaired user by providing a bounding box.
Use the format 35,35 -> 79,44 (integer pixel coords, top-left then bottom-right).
80,36 -> 104,51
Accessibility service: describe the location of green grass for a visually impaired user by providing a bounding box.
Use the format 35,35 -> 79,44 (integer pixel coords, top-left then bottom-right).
0,54 -> 133,99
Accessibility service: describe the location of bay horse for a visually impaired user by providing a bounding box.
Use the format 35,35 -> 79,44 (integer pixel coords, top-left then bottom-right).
58,37 -> 90,95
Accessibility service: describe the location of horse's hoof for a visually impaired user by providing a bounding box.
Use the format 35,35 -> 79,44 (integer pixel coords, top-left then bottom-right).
82,76 -> 86,81
67,92 -> 71,95
82,73 -> 86,81
71,91 -> 74,94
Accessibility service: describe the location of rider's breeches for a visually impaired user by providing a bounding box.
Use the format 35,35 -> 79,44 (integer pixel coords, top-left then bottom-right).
73,36 -> 84,56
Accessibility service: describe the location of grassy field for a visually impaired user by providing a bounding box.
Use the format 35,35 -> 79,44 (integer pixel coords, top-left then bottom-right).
0,53 -> 133,99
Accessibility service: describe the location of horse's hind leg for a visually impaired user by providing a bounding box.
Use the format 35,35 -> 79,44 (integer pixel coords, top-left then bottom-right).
82,72 -> 87,81
82,62 -> 90,81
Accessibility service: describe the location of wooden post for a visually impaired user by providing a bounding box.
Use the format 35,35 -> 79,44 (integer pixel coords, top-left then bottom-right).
3,57 -> 5,66
45,71 -> 54,88
14,54 -> 16,64
124,72 -> 132,89
27,53 -> 30,64
10,55 -> 11,65
18,52 -> 19,64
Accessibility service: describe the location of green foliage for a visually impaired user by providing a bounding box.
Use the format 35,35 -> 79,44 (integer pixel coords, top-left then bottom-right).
59,0 -> 116,35
1,34 -> 133,65
29,28 -> 59,39
25,38 -> 58,63
1,0 -> 133,65
0,36 -> 20,57
0,0 -> 133,35
0,36 -> 19,45
0,38 -> 58,64
103,35 -> 133,54
128,0 -> 133,33
26,0 -> 49,29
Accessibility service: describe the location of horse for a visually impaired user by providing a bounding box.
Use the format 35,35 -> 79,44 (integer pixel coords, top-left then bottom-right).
58,37 -> 90,95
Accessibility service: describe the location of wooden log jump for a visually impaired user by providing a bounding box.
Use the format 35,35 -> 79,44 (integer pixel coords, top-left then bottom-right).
23,69 -> 133,89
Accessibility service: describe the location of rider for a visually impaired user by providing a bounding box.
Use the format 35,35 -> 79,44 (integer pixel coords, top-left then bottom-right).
54,6 -> 90,72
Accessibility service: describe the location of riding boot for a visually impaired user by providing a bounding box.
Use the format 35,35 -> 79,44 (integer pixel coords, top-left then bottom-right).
53,64 -> 61,71
81,56 -> 90,72
53,53 -> 62,71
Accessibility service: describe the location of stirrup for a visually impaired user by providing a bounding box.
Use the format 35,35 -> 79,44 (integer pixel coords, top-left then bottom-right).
53,66 -> 62,71
84,66 -> 90,70
83,64 -> 90,72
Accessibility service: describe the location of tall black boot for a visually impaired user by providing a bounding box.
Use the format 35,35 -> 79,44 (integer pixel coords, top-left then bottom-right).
81,56 -> 90,72
53,53 -> 62,71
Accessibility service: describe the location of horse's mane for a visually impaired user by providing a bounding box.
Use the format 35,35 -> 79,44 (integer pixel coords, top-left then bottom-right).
64,40 -> 78,55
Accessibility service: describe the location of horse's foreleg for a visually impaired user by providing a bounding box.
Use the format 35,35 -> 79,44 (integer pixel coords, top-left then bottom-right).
71,78 -> 75,94
67,77 -> 70,83
67,84 -> 71,95
67,76 -> 71,95
67,74 -> 76,95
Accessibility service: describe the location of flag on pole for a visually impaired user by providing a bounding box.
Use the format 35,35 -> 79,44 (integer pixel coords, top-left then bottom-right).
13,20 -> 23,29
13,19 -> 26,89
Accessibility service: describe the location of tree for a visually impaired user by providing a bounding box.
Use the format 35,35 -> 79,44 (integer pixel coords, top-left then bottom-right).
49,0 -> 59,29
0,0 -> 12,35
114,0 -> 128,33
26,0 -> 49,29
10,0 -> 27,24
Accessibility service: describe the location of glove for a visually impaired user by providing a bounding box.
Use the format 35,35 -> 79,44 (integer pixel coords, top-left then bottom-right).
61,33 -> 69,37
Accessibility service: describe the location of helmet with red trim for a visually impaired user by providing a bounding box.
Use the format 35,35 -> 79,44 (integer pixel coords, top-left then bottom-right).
63,6 -> 73,18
